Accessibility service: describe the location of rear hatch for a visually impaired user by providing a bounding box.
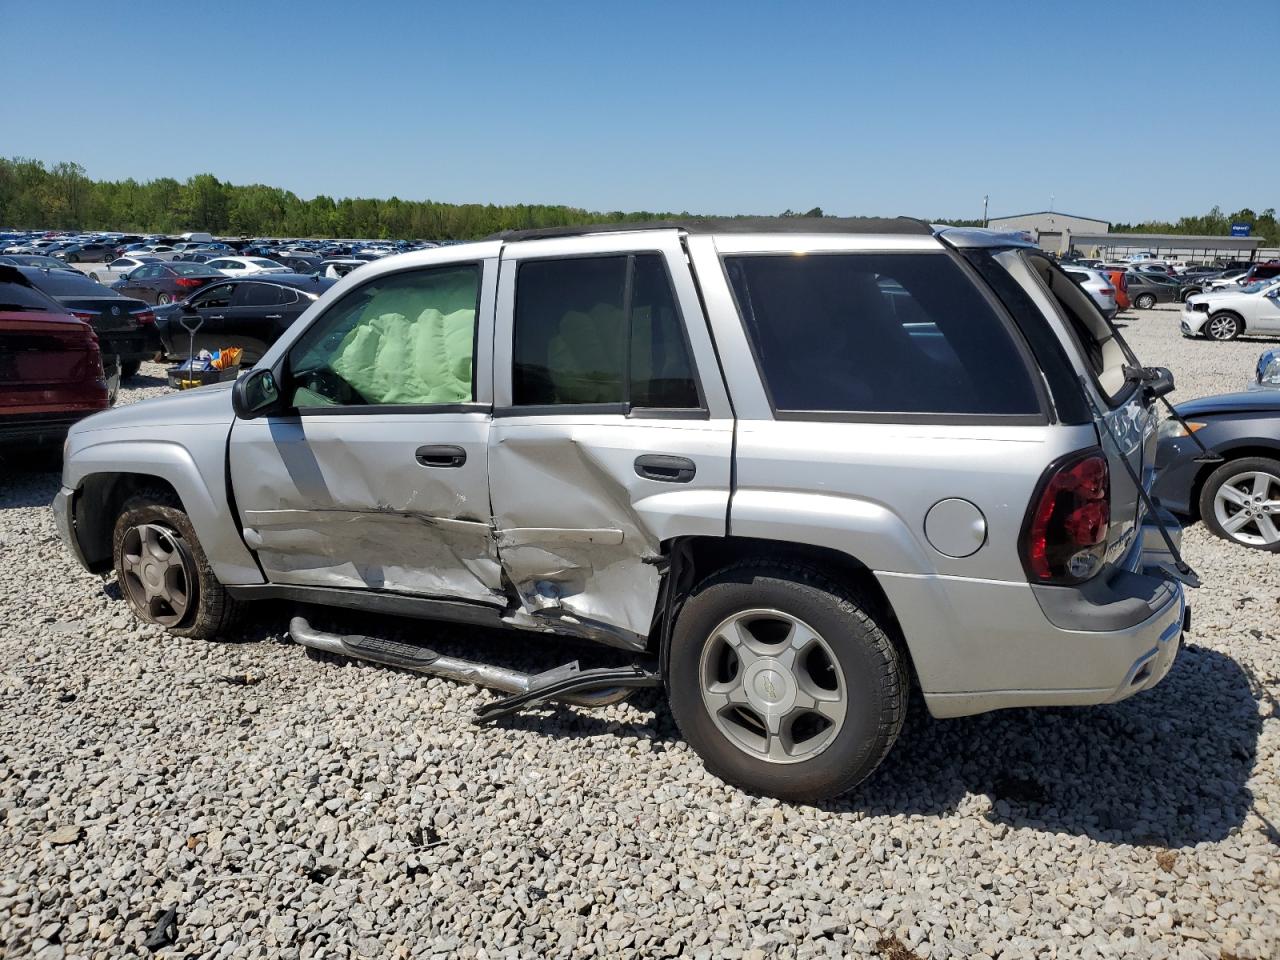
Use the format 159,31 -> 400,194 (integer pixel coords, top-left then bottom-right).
0,310 -> 106,414
56,295 -> 147,332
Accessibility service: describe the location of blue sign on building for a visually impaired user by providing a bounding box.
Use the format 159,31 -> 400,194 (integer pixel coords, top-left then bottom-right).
1231,223 -> 1252,237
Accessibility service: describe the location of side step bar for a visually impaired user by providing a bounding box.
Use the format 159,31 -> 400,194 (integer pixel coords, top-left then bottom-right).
288,616 -> 660,718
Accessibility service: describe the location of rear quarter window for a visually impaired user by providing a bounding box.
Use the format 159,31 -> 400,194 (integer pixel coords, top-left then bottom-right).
723,252 -> 1041,418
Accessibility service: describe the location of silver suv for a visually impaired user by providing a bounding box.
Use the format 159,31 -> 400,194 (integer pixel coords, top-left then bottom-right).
54,219 -> 1190,801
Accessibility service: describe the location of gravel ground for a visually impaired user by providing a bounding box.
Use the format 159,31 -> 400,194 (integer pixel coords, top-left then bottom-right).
1,322 -> 1277,960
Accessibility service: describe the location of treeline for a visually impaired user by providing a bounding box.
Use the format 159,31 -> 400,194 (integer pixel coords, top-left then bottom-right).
1112,206 -> 1278,246
3,157 -> 1275,245
0,158 -> 697,240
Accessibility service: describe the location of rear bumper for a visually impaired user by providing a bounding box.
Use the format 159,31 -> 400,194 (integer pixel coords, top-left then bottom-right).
0,413 -> 89,446
879,518 -> 1187,719
99,329 -> 163,362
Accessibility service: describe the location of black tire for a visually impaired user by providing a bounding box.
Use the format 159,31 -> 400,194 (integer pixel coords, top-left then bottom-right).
66,254 -> 79,264
157,292 -> 172,305
88,272 -> 99,282
667,560 -> 908,802
1135,293 -> 1156,309
121,359 -> 142,379
1206,311 -> 1242,341
102,354 -> 121,406
1198,456 -> 1280,552
112,490 -> 244,639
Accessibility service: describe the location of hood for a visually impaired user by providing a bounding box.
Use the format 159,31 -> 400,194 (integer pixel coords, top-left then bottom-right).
1174,389 -> 1280,418
70,379 -> 236,436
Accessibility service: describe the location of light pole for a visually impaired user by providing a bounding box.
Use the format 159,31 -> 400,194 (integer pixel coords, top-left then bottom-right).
983,195 -> 989,227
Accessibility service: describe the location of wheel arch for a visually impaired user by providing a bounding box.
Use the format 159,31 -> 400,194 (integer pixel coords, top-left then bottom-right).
655,535 -> 915,686
1209,308 -> 1246,332
63,438 -> 263,584
1188,443 -> 1280,521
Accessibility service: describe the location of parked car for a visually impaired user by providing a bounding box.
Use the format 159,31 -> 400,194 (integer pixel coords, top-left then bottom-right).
0,254 -> 83,274
0,266 -> 111,447
86,255 -> 164,284
1202,263 -> 1280,292
112,261 -> 224,305
1125,271 -> 1180,309
320,258 -> 368,278
54,220 -> 1188,802
53,241 -> 113,263
1180,278 -> 1280,340
153,274 -> 335,362
1103,266 -> 1130,311
1061,266 -> 1118,318
20,266 -> 160,380
204,256 -> 292,277
271,253 -> 324,274
1154,368 -> 1280,551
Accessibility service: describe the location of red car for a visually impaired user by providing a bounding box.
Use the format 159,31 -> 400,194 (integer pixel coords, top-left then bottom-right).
0,266 -> 110,449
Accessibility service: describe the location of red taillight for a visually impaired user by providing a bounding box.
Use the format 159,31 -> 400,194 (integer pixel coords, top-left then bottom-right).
71,310 -> 98,322
131,309 -> 156,325
174,277 -> 205,288
1022,450 -> 1110,584
1100,287 -> 1115,297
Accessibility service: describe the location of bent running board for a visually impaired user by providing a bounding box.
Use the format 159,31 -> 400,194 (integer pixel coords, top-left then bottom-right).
288,616 -> 656,714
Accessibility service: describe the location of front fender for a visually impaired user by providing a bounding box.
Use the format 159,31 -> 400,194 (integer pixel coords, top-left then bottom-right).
64,436 -> 263,585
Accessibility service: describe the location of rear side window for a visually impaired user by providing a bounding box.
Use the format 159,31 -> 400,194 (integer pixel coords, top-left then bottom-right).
512,254 -> 700,409
235,282 -> 285,307
724,252 -> 1040,417
0,280 -> 61,312
23,270 -> 109,297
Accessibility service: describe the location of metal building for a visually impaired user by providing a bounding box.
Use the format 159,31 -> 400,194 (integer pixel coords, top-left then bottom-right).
985,211 -> 1110,255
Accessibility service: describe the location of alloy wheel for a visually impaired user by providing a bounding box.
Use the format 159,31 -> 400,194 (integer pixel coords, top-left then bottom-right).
698,609 -> 847,764
1213,470 -> 1280,547
119,523 -> 197,626
1208,315 -> 1239,340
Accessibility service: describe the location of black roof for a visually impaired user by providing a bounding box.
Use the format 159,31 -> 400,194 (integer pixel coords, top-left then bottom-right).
487,216 -> 932,243
207,273 -> 336,290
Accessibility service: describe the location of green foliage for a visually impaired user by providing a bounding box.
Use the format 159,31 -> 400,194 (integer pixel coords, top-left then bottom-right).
0,157 -> 697,239
1112,205 -> 1279,246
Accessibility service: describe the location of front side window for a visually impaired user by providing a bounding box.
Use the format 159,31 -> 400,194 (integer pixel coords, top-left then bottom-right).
512,254 -> 699,409
191,284 -> 234,308
288,264 -> 479,408
724,252 -> 1039,416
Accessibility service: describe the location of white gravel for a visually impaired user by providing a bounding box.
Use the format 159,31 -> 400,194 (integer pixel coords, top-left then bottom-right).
1,331 -> 1277,960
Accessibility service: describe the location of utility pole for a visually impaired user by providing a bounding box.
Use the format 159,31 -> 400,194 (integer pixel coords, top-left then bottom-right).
982,195 -> 989,227
1049,194 -> 1055,213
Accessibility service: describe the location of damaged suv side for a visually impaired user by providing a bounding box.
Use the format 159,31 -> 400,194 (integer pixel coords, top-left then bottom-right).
55,218 -> 1190,801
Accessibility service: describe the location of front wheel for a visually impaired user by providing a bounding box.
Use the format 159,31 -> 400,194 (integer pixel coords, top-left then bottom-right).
112,491 -> 243,638
1199,457 -> 1280,551
1206,311 -> 1242,341
668,561 -> 908,802
1135,293 -> 1156,309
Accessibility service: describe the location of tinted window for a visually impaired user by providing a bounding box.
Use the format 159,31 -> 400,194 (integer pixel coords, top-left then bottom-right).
23,270 -> 111,297
513,254 -> 699,408
289,264 -> 479,407
171,263 -> 219,277
0,280 -> 62,312
191,284 -> 234,309
235,282 -> 284,307
724,252 -> 1039,416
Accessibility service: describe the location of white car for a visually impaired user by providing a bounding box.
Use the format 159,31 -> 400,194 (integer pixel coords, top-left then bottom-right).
205,256 -> 291,277
1182,278 -> 1280,340
84,255 -> 163,283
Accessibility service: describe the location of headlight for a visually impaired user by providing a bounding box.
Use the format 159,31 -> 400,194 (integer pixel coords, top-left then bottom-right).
1157,419 -> 1207,441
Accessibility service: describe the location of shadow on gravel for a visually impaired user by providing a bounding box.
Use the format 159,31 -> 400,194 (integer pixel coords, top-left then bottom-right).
0,462 -> 61,508
124,373 -> 168,388
834,643 -> 1260,847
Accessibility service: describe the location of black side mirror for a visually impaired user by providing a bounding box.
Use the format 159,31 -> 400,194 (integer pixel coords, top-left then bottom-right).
232,366 -> 284,420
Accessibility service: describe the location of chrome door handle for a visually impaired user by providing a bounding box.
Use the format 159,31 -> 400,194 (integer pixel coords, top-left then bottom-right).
264,314 -> 283,320
634,454 -> 696,483
416,444 -> 467,467
207,314 -> 225,320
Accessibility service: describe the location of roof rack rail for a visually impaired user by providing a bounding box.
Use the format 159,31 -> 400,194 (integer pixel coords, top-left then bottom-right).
487,216 -> 933,243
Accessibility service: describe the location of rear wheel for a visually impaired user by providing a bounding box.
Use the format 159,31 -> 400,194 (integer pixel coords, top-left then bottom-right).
112,491 -> 243,638
1199,457 -> 1280,551
668,561 -> 908,802
1206,311 -> 1242,341
88,272 -> 99,282
157,292 -> 172,305
1135,293 -> 1156,309
121,359 -> 142,379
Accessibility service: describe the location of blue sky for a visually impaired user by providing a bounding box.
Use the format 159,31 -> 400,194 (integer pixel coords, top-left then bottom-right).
2,1 -> 1273,223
